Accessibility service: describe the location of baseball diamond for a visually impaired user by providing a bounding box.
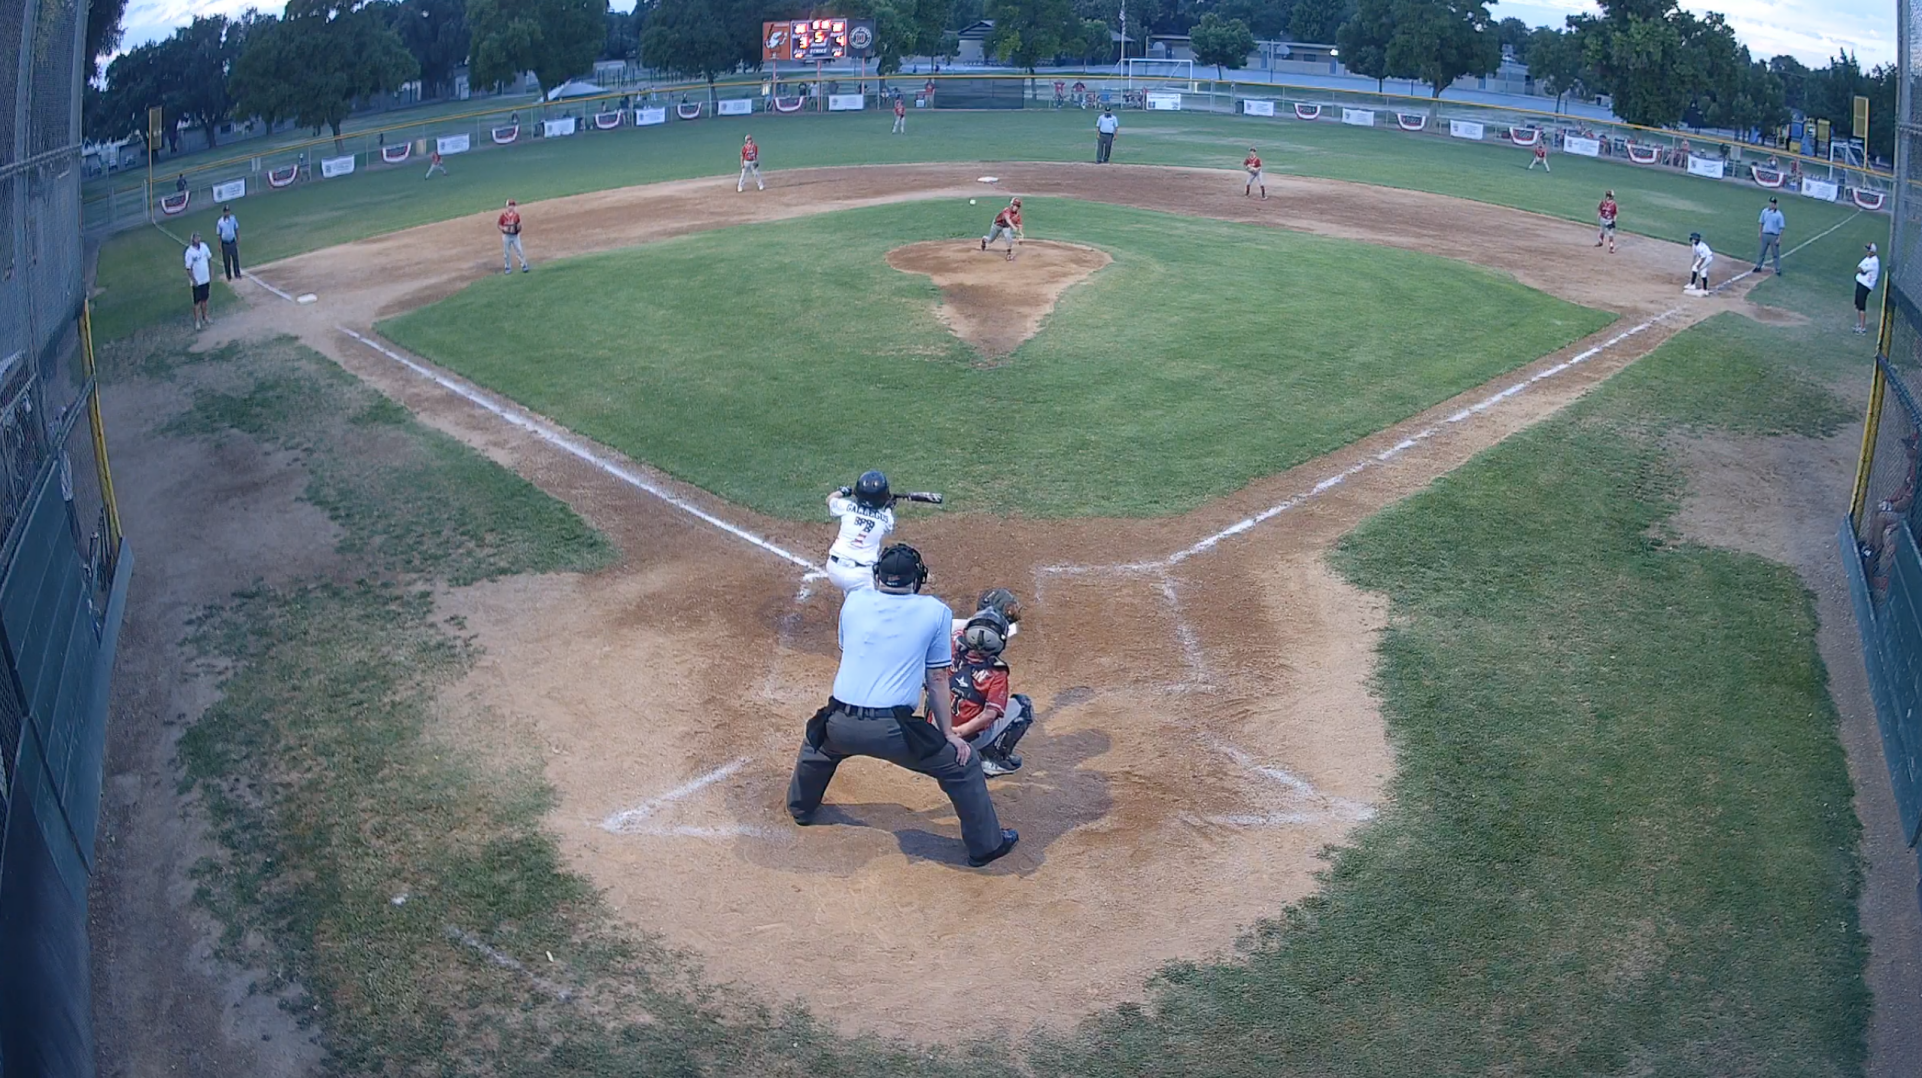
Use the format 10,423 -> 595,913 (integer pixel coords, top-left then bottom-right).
76,99 -> 1902,1077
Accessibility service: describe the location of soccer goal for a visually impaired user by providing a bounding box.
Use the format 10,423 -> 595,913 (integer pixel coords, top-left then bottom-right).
1124,58 -> 1195,91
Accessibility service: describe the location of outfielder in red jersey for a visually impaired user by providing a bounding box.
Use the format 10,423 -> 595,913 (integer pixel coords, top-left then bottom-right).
981,198 -> 1023,261
1596,190 -> 1618,253
737,135 -> 763,192
1244,147 -> 1266,199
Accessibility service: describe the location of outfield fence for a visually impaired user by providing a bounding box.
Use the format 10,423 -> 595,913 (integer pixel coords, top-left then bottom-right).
85,71 -> 1893,236
1,0 -> 133,1071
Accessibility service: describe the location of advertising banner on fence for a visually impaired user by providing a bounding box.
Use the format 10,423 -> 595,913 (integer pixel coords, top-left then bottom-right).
212,178 -> 246,202
437,133 -> 470,155
320,155 -> 355,178
1147,92 -> 1182,111
543,117 -> 576,138
1563,136 -> 1601,157
827,94 -> 865,111
718,98 -> 754,115
1242,98 -> 1275,116
1801,178 -> 1840,202
1341,108 -> 1375,127
1685,155 -> 1725,179
1449,119 -> 1483,140
636,107 -> 667,126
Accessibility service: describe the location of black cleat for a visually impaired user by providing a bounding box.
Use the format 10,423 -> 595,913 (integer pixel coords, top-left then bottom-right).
968,829 -> 1019,867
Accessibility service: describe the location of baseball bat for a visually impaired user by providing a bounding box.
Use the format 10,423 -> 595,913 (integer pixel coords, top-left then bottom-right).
897,491 -> 944,505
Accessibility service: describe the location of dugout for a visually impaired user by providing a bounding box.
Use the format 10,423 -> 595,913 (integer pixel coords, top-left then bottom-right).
932,78 -> 1028,109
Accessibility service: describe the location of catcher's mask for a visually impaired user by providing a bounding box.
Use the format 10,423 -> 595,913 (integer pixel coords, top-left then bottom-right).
874,544 -> 928,592
960,607 -> 1011,657
976,587 -> 1022,625
854,469 -> 891,509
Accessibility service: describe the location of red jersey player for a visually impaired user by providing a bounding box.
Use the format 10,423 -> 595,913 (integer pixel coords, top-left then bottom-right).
949,602 -> 1032,776
1596,190 -> 1618,253
981,197 -> 1022,261
737,134 -> 763,192
1244,147 -> 1266,199
1527,138 -> 1550,172
892,94 -> 906,133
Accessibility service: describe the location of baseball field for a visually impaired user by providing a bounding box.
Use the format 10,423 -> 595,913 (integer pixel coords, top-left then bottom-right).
89,104 -> 1886,1075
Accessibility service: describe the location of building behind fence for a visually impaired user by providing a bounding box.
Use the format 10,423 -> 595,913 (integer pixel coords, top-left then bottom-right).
0,0 -> 135,1072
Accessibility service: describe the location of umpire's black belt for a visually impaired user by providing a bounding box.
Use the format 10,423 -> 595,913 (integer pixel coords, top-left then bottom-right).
828,698 -> 915,719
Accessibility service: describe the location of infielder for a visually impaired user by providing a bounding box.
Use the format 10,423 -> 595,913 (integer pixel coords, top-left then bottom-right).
1244,147 -> 1267,199
1596,191 -> 1617,253
498,199 -> 529,273
981,198 -> 1022,261
949,590 -> 1033,776
738,135 -> 764,192
1686,231 -> 1713,295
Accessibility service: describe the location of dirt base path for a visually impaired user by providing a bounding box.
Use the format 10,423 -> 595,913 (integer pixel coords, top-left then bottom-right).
194,163 -> 1769,1039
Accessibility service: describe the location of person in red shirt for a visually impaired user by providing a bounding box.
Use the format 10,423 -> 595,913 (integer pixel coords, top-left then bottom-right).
737,135 -> 763,192
980,197 -> 1023,261
497,199 -> 529,273
1596,190 -> 1618,253
1244,147 -> 1266,199
892,94 -> 907,134
1527,138 -> 1549,172
949,602 -> 1032,776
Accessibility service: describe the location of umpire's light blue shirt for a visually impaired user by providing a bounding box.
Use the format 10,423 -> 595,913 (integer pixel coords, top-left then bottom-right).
1760,207 -> 1785,235
832,589 -> 954,708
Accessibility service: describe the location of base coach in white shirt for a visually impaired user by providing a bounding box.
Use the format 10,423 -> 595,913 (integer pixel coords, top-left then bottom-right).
787,544 -> 1020,867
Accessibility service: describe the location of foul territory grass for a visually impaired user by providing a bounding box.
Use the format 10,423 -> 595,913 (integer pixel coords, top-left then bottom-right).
380,198 -> 1611,519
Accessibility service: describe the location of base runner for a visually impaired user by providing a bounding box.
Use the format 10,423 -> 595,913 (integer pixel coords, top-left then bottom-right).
1686,231 -> 1713,295
1596,190 -> 1618,253
1244,147 -> 1266,199
738,134 -> 764,192
980,197 -> 1023,261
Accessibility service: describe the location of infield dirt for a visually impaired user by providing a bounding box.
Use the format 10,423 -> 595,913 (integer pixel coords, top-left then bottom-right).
188,162 -> 1758,1039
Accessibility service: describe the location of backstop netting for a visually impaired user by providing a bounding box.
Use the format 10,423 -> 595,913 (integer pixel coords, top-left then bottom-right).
1,0 -> 132,1073
1843,0 -> 1922,910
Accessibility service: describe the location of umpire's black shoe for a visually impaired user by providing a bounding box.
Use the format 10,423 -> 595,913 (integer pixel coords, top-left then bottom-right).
968,829 -> 1019,867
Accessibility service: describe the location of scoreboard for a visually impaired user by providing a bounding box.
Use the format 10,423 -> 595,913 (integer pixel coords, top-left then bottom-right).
762,19 -> 876,61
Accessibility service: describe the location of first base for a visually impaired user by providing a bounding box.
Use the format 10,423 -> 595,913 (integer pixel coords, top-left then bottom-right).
977,176 -> 999,183
297,293 -> 318,304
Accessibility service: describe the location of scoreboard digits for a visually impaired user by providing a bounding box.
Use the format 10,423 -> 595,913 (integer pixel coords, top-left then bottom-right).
762,18 -> 877,61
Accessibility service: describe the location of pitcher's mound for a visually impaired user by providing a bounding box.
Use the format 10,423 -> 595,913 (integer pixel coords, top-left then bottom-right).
887,240 -> 1111,361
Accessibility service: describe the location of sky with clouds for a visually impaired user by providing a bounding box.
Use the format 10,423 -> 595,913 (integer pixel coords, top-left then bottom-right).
117,0 -> 1896,70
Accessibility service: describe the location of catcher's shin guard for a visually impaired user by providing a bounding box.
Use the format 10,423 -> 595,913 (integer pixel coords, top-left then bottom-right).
993,695 -> 1035,756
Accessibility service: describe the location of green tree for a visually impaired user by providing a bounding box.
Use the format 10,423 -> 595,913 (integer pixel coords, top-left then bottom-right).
163,15 -> 250,148
85,0 -> 129,78
986,0 -> 1078,69
1075,16 -> 1112,64
1335,0 -> 1395,91
1525,25 -> 1590,112
231,1 -> 419,141
1189,12 -> 1255,80
1495,14 -> 1528,58
1217,0 -> 1294,39
1383,0 -> 1500,102
1573,8 -> 1691,127
393,0 -> 472,95
1769,53 -> 1809,113
87,40 -> 169,147
467,0 -> 608,97
1289,0 -> 1350,45
639,0 -> 736,101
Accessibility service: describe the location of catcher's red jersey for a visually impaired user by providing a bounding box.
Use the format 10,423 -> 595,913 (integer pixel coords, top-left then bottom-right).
950,641 -> 1011,727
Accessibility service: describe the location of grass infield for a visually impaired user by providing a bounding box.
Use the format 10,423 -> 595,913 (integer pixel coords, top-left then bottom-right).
380,198 -> 1611,519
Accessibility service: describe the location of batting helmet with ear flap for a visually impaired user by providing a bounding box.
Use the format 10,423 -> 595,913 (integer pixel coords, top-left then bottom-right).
960,607 -> 1011,656
873,543 -> 928,591
977,587 -> 1022,625
854,469 -> 891,509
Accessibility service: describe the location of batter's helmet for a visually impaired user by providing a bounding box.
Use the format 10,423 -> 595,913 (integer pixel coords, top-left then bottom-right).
1688,231 -> 1702,244
854,470 -> 891,509
960,607 -> 1011,657
874,543 -> 928,592
977,587 -> 1022,625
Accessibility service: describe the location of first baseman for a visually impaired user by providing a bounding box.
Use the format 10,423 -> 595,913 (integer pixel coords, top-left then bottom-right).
981,198 -> 1023,261
738,135 -> 763,192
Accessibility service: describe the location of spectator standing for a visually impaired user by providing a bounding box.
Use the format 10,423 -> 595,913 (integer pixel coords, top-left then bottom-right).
215,205 -> 241,281
1754,197 -> 1785,275
1857,242 -> 1881,335
1096,106 -> 1119,163
183,232 -> 213,329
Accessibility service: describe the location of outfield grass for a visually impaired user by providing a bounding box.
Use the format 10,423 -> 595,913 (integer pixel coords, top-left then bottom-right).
90,107 -> 1877,340
380,198 -> 1610,519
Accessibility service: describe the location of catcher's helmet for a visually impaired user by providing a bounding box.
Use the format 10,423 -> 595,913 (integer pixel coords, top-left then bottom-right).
960,607 -> 1011,656
874,543 -> 928,591
854,469 -> 891,509
977,587 -> 1022,625
1688,231 -> 1702,244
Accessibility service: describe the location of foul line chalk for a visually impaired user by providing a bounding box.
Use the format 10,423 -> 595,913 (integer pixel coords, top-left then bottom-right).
337,328 -> 821,574
602,757 -> 753,835
150,220 -> 310,304
444,925 -> 574,1000
1710,209 -> 1862,296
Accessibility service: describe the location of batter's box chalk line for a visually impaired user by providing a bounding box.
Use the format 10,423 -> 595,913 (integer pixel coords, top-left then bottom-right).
1200,742 -> 1376,829
600,757 -> 777,840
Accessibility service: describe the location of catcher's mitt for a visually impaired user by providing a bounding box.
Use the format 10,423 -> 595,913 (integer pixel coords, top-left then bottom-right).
977,587 -> 1022,625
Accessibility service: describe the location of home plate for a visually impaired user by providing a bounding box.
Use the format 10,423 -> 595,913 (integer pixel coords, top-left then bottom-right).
297,293 -> 318,304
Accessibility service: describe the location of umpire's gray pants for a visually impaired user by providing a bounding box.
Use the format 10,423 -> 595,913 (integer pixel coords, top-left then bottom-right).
787,705 -> 1005,859
1756,233 -> 1782,273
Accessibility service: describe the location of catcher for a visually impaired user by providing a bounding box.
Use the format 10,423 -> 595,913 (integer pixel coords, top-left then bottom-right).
822,470 -> 943,592
980,197 -> 1023,262
949,589 -> 1033,777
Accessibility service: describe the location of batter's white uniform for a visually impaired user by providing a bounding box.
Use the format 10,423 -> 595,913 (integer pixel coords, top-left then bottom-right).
824,495 -> 895,591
